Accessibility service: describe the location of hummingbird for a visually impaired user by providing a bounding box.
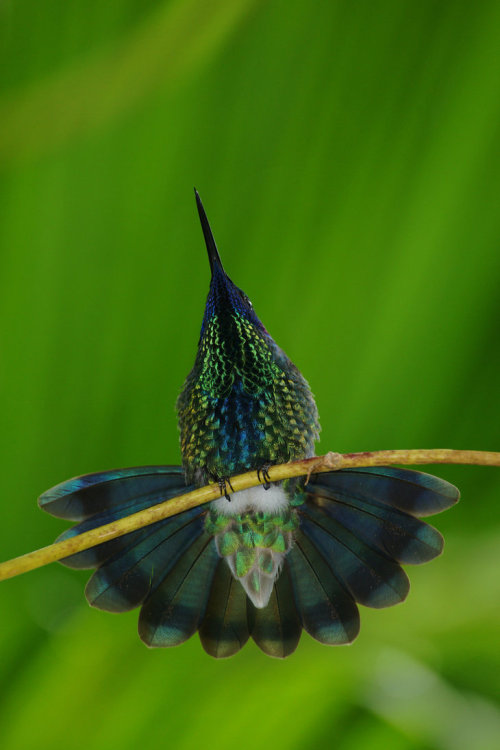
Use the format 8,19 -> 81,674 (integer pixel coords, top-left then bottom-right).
39,191 -> 459,658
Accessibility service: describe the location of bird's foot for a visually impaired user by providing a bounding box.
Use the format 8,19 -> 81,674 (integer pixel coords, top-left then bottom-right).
209,472 -> 234,501
257,463 -> 273,490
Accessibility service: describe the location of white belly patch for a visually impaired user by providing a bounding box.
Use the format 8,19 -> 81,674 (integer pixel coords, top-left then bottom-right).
211,484 -> 289,516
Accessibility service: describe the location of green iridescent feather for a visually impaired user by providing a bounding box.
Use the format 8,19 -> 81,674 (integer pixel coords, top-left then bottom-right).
176,308 -> 319,484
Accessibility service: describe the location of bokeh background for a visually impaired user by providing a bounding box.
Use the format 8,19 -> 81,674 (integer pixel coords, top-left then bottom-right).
1,1 -> 499,748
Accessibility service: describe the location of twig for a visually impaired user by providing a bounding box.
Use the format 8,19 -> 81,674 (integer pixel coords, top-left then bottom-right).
0,448 -> 498,583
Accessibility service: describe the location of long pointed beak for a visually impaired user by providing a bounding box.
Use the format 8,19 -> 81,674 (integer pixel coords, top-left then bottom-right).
194,189 -> 224,276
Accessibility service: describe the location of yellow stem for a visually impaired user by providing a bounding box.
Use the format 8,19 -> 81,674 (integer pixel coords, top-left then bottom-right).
0,448 -> 498,583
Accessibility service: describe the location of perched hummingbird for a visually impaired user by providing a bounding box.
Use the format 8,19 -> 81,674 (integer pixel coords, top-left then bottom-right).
39,192 -> 459,658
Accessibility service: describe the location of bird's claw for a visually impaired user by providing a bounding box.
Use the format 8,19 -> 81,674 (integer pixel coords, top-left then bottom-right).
209,472 -> 235,501
257,465 -> 273,490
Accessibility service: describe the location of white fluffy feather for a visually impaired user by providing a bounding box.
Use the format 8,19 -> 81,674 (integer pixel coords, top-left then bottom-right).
211,484 -> 289,516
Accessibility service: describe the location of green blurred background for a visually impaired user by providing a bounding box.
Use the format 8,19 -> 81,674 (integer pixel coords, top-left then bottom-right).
1,0 -> 499,748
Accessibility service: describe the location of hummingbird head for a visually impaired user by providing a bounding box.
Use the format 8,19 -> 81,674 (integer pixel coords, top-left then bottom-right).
194,190 -> 273,397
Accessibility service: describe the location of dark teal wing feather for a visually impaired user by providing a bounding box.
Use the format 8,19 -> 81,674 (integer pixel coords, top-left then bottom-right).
298,503 -> 410,608
309,467 -> 459,516
46,467 -> 195,570
299,467 -> 460,614
54,509 -> 172,570
138,533 -> 219,648
199,559 -> 251,658
305,473 -> 447,565
85,507 -> 206,612
287,530 -> 360,645
38,466 -> 186,520
40,466 -> 220,648
250,562 -> 302,658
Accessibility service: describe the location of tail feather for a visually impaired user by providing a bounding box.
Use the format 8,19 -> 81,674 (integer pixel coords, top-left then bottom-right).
309,467 -> 459,517
38,466 -> 187,520
199,560 -> 251,658
138,533 -> 219,648
306,482 -> 444,564
85,507 -> 206,612
287,531 -> 360,645
57,513 -> 156,570
45,466 -> 194,570
250,563 -> 302,658
38,464 -> 459,657
299,503 -> 409,608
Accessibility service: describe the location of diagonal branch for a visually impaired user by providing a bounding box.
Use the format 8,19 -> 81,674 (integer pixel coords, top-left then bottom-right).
0,448 -> 498,583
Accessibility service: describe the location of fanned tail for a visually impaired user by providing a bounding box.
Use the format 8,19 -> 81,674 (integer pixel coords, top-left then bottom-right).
39,464 -> 459,658
39,466 -> 222,648
293,466 -> 459,634
38,466 -> 192,571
